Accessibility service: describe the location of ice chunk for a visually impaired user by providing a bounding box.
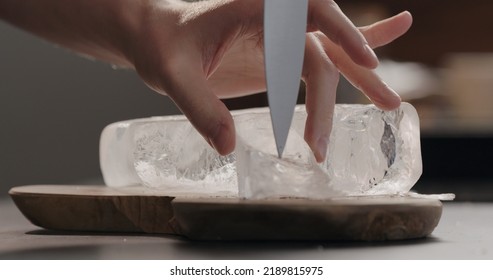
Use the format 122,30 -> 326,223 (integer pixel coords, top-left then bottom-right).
236,103 -> 422,199
234,109 -> 336,199
100,103 -> 422,199
100,115 -> 237,196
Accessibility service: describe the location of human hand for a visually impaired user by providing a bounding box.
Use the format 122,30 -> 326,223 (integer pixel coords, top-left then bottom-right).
0,0 -> 411,161
128,0 -> 412,162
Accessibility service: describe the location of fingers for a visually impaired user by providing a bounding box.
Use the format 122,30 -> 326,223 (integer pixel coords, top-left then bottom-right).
309,0 -> 378,69
313,12 -> 413,110
159,54 -> 236,156
302,34 -> 339,162
314,34 -> 400,110
360,11 -> 413,48
301,11 -> 412,160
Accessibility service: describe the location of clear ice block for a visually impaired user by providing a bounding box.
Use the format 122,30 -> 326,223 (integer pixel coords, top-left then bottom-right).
100,115 -> 238,196
100,103 -> 422,199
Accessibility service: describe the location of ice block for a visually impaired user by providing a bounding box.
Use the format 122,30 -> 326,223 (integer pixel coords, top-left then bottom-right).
100,103 -> 422,199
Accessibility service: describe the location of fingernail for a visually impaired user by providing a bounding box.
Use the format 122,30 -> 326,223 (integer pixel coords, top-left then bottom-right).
207,122 -> 235,155
384,82 -> 401,100
373,82 -> 401,110
383,82 -> 402,109
364,43 -> 379,68
208,122 -> 222,151
316,136 -> 329,163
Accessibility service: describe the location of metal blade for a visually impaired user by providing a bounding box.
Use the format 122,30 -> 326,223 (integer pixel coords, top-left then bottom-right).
264,0 -> 308,158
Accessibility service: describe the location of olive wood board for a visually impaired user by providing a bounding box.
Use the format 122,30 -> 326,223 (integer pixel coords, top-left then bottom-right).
9,185 -> 443,241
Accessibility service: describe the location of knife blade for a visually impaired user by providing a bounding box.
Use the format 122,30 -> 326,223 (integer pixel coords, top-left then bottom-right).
264,0 -> 308,158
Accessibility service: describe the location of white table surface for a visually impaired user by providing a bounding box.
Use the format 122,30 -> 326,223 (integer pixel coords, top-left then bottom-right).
0,197 -> 491,260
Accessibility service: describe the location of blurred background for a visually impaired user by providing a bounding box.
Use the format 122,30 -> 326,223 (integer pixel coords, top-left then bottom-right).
1,0 -> 493,200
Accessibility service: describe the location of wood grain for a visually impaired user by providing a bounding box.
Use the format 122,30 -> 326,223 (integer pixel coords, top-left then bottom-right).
9,185 -> 443,241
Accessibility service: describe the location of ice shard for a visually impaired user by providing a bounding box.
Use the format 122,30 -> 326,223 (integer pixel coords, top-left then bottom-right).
100,103 -> 422,199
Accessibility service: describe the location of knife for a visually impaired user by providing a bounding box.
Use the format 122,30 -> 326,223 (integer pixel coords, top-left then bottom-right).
264,0 -> 308,158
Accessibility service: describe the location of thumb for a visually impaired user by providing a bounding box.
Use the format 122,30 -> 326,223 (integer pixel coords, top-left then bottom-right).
160,57 -> 236,156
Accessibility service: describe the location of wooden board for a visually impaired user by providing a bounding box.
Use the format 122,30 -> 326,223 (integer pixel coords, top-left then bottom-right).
9,185 -> 443,241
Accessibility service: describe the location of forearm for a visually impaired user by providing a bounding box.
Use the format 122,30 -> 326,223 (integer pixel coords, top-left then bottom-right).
0,0 -> 183,68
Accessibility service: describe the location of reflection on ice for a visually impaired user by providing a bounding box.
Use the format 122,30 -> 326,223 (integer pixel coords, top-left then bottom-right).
100,103 -> 422,199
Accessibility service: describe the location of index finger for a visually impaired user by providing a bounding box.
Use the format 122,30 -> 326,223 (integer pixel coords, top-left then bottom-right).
308,0 -> 378,68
